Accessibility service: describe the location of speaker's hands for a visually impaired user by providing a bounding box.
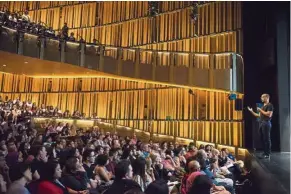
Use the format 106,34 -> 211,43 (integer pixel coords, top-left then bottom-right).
247,106 -> 253,112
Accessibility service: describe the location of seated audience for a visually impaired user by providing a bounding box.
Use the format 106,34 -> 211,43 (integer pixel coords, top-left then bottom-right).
104,160 -> 140,194
60,156 -> 88,192
132,157 -> 153,192
82,149 -> 96,180
7,162 -> 32,194
94,154 -> 112,182
0,97 -> 250,194
144,180 -> 168,194
37,161 -> 68,194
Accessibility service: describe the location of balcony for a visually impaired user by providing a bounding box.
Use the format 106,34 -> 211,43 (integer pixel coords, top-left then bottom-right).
0,26 -> 243,93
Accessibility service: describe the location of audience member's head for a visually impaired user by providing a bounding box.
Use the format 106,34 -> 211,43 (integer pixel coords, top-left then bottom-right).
165,149 -> 174,158
9,162 -> 32,182
95,145 -> 104,155
173,147 -> 182,157
39,161 -> 62,181
205,144 -> 212,153
115,160 -> 133,180
188,175 -> 212,194
145,180 -> 169,194
199,144 -> 205,150
96,154 -> 109,166
188,160 -> 200,173
30,145 -> 47,161
65,156 -> 79,173
221,148 -> 229,157
211,149 -> 220,159
209,158 -> 218,169
83,149 -> 95,164
121,148 -> 131,160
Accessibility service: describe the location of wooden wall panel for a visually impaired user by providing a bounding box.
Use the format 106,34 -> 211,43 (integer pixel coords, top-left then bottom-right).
0,72 -> 243,123
1,2 -> 242,53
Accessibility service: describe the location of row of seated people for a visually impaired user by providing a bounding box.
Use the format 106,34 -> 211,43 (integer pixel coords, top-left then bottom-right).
0,10 -> 98,43
0,98 -> 249,194
0,97 -> 99,125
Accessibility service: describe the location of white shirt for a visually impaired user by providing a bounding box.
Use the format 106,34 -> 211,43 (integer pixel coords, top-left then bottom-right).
22,14 -> 30,22
56,126 -> 63,132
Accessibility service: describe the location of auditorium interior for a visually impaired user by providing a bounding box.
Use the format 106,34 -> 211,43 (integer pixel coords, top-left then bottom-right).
0,1 -> 290,194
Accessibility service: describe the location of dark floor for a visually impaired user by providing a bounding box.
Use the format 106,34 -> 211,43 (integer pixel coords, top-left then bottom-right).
253,151 -> 290,193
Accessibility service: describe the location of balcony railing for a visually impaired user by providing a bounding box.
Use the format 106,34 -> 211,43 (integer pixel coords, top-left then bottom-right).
0,26 -> 243,93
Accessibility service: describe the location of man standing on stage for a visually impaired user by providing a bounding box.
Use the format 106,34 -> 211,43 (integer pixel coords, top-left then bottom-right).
247,94 -> 274,158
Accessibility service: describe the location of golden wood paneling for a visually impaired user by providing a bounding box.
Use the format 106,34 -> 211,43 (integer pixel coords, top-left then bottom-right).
137,30 -> 242,53
1,2 -> 242,52
29,8 -> 60,30
0,73 -> 243,124
102,119 -> 243,147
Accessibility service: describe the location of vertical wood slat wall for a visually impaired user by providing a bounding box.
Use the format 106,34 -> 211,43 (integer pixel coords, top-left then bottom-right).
0,1 -> 242,53
0,72 -> 243,146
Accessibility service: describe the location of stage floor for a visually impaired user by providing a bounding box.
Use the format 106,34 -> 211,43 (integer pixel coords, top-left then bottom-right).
253,151 -> 290,194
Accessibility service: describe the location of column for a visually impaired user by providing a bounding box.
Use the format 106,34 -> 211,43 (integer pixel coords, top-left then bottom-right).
99,45 -> 105,71
169,53 -> 175,83
39,37 -> 45,60
17,31 -> 24,55
60,40 -> 66,63
80,42 -> 85,67
134,49 -> 140,78
188,54 -> 194,85
152,51 -> 157,81
209,54 -> 215,88
117,48 -> 123,75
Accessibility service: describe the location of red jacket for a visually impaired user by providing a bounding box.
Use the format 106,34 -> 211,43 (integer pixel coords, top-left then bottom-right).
37,181 -> 65,194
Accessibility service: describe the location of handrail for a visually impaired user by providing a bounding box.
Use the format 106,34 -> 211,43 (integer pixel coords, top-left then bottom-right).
0,26 -> 240,58
0,25 -> 244,92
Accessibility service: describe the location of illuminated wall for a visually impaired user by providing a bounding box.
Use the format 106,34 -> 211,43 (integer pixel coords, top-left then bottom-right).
0,1 -> 242,53
0,72 -> 243,147
0,1 -> 244,147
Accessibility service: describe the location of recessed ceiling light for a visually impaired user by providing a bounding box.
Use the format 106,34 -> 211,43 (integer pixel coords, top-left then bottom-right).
24,61 -> 28,64
2,64 -> 6,67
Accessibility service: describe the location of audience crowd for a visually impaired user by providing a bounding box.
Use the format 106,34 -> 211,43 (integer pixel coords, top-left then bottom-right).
0,96 -> 250,194
0,5 -> 251,194
0,9 -> 98,44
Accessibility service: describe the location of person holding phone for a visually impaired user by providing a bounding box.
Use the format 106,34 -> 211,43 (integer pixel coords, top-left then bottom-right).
247,94 -> 274,158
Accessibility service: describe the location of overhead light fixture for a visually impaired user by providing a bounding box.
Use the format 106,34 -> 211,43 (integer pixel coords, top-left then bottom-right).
2,64 -> 6,67
24,61 -> 28,64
